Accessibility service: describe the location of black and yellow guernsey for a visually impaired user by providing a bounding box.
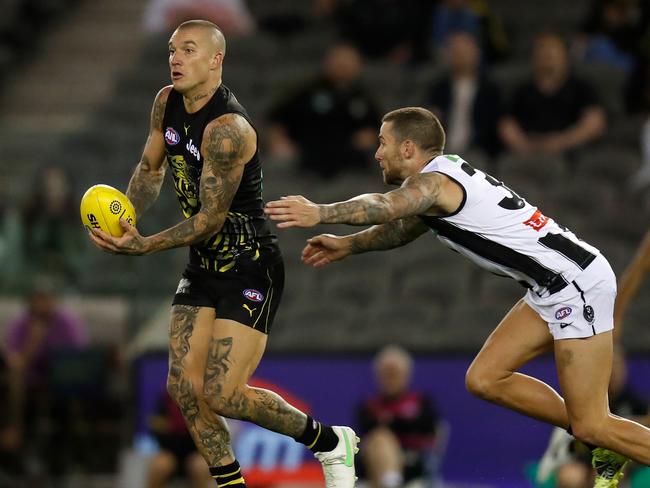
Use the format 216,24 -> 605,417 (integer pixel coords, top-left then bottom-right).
162,84 -> 279,272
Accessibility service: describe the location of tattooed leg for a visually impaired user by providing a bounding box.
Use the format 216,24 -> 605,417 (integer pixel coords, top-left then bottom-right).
167,305 -> 235,466
202,318 -> 309,437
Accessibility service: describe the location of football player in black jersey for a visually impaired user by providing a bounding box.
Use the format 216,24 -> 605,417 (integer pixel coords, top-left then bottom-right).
88,20 -> 358,488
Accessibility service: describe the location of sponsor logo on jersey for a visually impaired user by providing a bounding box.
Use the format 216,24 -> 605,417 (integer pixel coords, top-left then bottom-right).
165,127 -> 180,145
523,209 -> 549,231
559,322 -> 573,329
555,307 -> 572,320
186,138 -> 201,161
243,289 -> 264,302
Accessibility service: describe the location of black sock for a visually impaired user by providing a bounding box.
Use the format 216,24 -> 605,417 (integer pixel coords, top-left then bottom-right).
210,460 -> 246,487
295,415 -> 339,453
566,425 -> 597,451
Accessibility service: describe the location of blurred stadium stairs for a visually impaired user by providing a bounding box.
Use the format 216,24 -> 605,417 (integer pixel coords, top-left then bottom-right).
0,0 -> 146,195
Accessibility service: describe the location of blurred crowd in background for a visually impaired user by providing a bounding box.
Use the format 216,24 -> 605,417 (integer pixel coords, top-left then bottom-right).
0,0 -> 649,487
1,0 -> 649,291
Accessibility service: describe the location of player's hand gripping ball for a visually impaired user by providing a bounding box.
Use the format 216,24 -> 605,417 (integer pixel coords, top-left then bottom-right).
80,184 -> 136,237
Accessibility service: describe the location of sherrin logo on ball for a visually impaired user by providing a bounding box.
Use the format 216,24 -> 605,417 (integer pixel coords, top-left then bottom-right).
80,184 -> 136,237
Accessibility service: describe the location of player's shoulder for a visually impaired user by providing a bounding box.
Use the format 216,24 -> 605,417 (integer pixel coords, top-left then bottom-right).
205,111 -> 255,136
155,85 -> 174,103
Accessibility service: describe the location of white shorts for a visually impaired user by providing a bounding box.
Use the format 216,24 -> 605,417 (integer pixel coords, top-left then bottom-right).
523,254 -> 617,340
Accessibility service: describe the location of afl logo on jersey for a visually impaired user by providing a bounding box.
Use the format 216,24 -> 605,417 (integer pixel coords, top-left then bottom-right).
555,307 -> 572,320
243,289 -> 264,303
165,127 -> 180,145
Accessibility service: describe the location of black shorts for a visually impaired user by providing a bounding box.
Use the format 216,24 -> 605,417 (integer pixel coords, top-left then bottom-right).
172,255 -> 284,334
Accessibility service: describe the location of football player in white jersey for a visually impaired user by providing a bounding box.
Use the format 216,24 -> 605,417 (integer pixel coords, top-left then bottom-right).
265,107 -> 649,488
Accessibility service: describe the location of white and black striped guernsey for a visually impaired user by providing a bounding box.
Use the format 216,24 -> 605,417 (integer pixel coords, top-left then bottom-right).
419,155 -> 599,297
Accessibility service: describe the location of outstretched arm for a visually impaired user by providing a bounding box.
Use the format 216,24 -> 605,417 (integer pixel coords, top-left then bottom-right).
126,86 -> 170,218
302,216 -> 429,268
90,113 -> 256,255
265,171 -> 458,228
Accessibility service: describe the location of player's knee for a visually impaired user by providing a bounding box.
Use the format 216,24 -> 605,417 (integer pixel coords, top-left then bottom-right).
167,374 -> 202,409
203,384 -> 248,419
570,419 -> 606,446
465,365 -> 496,400
203,391 -> 228,416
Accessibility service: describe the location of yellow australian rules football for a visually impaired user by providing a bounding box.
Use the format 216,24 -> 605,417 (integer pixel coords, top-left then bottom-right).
80,184 -> 136,237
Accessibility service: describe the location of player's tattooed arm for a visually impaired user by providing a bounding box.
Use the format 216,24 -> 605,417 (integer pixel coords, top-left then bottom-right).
143,113 -> 254,253
265,172 -> 447,229
301,216 -> 429,268
348,216 -> 429,254
127,155 -> 167,217
319,172 -> 443,225
126,86 -> 171,217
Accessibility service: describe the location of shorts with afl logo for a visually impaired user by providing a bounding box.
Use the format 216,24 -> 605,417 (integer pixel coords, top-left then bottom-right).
523,254 -> 616,340
172,254 -> 284,334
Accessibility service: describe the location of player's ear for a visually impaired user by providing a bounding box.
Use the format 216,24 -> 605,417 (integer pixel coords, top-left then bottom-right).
210,51 -> 224,70
402,139 -> 415,159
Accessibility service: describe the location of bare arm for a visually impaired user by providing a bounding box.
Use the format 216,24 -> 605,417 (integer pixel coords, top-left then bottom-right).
320,173 -> 444,225
301,216 -> 429,268
143,113 -> 255,252
126,86 -> 170,218
266,172 -> 460,228
499,116 -> 532,155
89,113 -> 256,255
348,216 -> 430,254
549,106 -> 606,149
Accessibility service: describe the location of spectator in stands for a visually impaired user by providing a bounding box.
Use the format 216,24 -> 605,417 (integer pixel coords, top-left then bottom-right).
0,279 -> 89,479
355,345 -> 439,488
267,43 -> 381,178
143,0 -> 256,37
574,0 -> 648,73
318,0 -> 433,64
431,0 -> 510,65
19,164 -> 86,287
427,32 -> 502,160
499,31 -> 607,158
147,390 -> 211,488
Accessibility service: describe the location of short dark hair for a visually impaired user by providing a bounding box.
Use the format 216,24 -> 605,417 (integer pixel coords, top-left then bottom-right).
382,107 -> 445,154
